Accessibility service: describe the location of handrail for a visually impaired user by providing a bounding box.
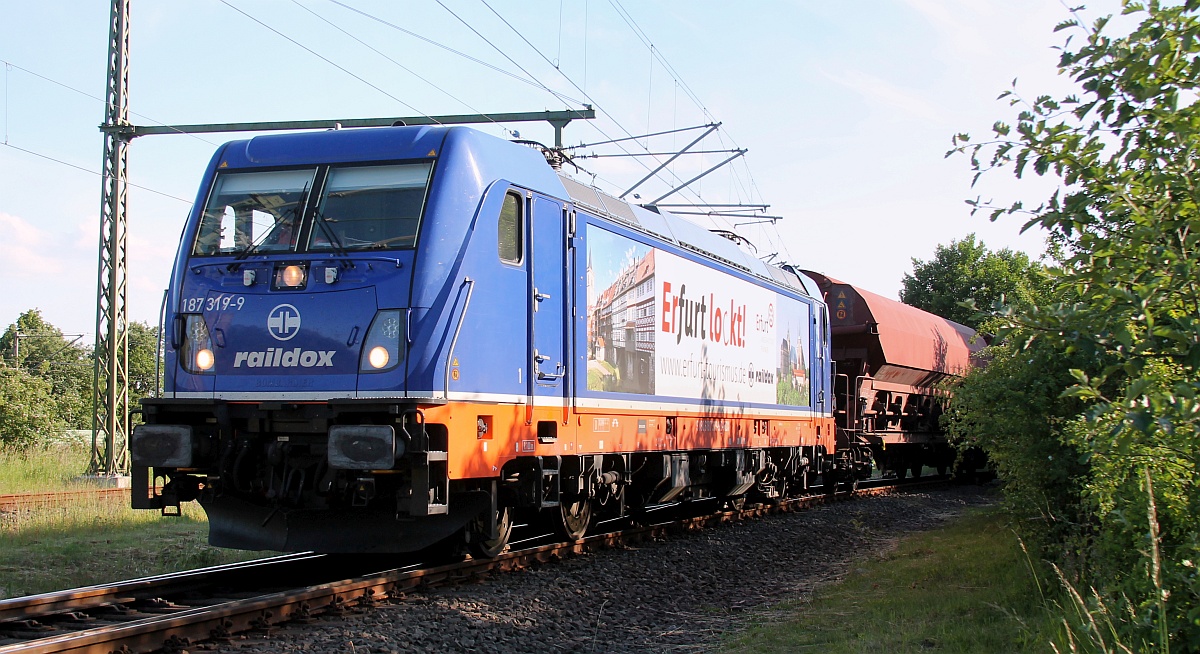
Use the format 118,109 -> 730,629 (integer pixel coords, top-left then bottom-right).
156,288 -> 168,397
443,277 -> 475,399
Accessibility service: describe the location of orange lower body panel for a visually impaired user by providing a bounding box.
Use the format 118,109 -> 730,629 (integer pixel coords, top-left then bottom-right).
421,401 -> 835,479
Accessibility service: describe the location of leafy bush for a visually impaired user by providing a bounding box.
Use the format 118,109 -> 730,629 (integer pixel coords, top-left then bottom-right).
949,1 -> 1200,647
944,324 -> 1096,570
1065,362 -> 1200,650
0,368 -> 67,450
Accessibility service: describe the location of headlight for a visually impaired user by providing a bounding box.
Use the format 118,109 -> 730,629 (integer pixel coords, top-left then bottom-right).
195,347 -> 215,371
360,309 -> 404,373
368,346 -> 389,368
273,264 -> 307,289
180,314 -> 215,374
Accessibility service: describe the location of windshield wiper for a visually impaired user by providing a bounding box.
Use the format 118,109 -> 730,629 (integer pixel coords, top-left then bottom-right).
229,185 -> 309,268
311,208 -> 353,264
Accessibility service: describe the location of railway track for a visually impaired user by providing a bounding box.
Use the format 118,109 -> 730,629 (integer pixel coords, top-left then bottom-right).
0,490 -> 130,513
0,477 -> 946,654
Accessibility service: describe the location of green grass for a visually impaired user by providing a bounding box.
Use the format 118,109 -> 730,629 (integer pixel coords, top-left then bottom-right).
0,443 -> 97,493
723,507 -> 1061,653
0,500 -> 265,599
0,445 -> 267,599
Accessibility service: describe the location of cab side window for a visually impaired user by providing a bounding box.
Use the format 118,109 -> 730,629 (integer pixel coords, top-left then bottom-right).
498,192 -> 523,264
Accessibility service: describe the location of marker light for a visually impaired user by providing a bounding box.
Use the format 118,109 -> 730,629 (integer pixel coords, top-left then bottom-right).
196,348 -> 215,371
360,310 -> 404,373
368,346 -> 389,369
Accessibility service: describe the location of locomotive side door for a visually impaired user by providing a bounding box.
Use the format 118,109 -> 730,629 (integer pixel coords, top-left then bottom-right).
528,194 -> 569,424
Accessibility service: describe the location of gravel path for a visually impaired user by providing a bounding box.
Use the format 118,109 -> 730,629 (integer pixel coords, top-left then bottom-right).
201,486 -> 995,654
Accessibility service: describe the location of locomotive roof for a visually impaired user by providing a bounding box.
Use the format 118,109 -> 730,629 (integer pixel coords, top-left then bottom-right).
557,173 -> 815,299
203,125 -> 815,300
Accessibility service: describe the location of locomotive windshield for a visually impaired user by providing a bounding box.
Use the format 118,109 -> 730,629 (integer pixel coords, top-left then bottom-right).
309,163 -> 432,251
192,168 -> 316,256
190,162 -> 433,256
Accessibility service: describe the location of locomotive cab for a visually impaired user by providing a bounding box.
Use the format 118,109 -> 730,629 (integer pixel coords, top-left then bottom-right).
133,127 -> 500,552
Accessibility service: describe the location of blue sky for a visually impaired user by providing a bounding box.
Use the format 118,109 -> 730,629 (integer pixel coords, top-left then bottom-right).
0,1 -> 1122,338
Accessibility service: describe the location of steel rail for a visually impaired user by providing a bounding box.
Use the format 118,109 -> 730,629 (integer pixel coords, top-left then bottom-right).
0,553 -> 323,624
0,489 -> 129,512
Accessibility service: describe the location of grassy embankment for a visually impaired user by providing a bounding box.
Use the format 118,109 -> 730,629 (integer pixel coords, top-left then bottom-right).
723,507 -> 1065,653
0,446 -> 264,599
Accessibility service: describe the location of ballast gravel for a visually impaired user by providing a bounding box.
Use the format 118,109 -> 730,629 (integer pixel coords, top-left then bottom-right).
201,486 -> 995,654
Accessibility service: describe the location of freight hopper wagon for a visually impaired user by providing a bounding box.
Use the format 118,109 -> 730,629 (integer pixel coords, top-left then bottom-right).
130,125 -> 838,557
800,273 -> 983,480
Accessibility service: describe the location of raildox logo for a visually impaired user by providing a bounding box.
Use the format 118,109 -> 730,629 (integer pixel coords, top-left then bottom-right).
267,304 -> 301,341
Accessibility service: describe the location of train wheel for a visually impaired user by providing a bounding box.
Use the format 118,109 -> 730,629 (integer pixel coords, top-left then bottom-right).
559,497 -> 592,540
910,464 -> 923,479
936,465 -> 948,477
467,506 -> 513,559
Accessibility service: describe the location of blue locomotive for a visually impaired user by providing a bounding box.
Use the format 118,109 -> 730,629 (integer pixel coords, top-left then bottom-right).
130,125 -> 841,556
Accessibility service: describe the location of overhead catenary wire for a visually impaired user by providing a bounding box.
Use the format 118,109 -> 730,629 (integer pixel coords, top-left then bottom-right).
568,1 -> 769,226
288,0 -> 515,137
0,58 -> 218,147
4,62 -> 9,143
221,3 -> 774,249
305,0 -> 742,214
0,59 -> 196,203
604,0 -> 769,221
568,123 -> 719,150
472,0 -> 713,207
324,0 -> 588,107
0,141 -> 193,204
578,150 -> 741,158
260,1 -> 778,257
433,0 -> 585,113
220,0 -> 435,121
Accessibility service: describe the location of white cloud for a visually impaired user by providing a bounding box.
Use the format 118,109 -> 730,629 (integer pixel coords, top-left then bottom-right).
819,67 -> 946,123
0,212 -> 62,274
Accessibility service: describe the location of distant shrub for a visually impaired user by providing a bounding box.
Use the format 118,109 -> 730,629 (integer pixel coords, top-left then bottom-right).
0,368 -> 67,451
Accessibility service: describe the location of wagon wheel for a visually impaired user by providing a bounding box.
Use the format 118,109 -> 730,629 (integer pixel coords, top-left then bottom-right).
467,505 -> 513,559
559,496 -> 593,540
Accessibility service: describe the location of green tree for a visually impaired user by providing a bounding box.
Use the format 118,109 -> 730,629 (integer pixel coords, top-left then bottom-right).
0,368 -> 66,450
953,1 -> 1200,647
0,310 -> 92,429
127,321 -> 162,407
0,312 -> 161,436
899,234 -> 1050,328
